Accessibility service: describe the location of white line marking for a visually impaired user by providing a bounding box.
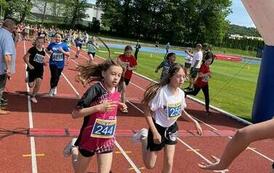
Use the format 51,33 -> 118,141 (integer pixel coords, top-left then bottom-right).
24,41 -> 38,173
115,141 -> 141,173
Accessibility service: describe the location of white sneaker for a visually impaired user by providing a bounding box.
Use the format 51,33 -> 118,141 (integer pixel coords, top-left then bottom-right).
30,96 -> 38,103
48,88 -> 54,97
53,87 -> 57,95
63,138 -> 77,157
132,128 -> 148,143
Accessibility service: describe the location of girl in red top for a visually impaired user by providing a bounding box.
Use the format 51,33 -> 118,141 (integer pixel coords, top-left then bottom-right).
117,45 -> 137,113
184,57 -> 212,114
63,59 -> 127,173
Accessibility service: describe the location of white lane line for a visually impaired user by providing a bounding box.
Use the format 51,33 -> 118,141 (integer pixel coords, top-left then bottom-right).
24,41 -> 38,173
115,141 -> 141,173
62,52 -> 141,172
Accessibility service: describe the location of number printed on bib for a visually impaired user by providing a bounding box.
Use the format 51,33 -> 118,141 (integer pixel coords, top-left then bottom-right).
90,119 -> 116,138
52,52 -> 63,61
167,103 -> 181,119
33,54 -> 45,64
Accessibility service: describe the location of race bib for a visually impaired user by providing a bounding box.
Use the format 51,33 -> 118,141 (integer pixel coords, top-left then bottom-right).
52,52 -> 63,61
33,54 -> 45,64
167,103 -> 181,119
90,119 -> 116,138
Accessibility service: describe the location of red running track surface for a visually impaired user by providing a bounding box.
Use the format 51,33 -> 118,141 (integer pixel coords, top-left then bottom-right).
1,41 -> 273,173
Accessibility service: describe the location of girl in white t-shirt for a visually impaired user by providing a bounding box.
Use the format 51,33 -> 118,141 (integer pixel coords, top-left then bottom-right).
133,63 -> 203,173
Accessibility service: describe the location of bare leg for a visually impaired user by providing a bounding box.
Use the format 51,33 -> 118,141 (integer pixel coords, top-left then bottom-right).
140,137 -> 158,169
199,118 -> 274,170
97,152 -> 113,173
162,145 -> 175,173
73,152 -> 91,173
32,78 -> 42,96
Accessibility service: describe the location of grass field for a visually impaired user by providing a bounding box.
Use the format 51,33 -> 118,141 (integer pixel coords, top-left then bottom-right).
91,46 -> 259,121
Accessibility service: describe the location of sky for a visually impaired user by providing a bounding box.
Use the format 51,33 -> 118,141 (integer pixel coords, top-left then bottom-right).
87,0 -> 255,28
226,0 -> 255,27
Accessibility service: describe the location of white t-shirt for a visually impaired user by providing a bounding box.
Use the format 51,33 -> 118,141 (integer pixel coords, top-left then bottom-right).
149,85 -> 187,127
191,50 -> 203,68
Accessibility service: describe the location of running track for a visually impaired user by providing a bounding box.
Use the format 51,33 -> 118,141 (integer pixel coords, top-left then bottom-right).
1,41 -> 274,173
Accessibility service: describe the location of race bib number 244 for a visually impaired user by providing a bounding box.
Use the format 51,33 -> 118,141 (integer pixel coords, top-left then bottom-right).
90,119 -> 116,138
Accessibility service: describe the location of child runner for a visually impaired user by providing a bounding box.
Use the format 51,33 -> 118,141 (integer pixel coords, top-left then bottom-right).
117,45 -> 137,113
23,37 -> 46,103
133,63 -> 203,173
46,33 -> 70,96
199,118 -> 274,171
74,36 -> 83,59
155,52 -> 176,80
86,37 -> 97,63
184,57 -> 212,115
63,59 -> 127,173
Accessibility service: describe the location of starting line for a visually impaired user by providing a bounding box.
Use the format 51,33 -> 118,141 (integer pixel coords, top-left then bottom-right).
27,128 -> 235,137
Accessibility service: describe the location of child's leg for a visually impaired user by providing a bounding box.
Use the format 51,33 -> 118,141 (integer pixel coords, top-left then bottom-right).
200,118 -> 274,170
32,78 -> 42,96
97,152 -> 113,173
73,151 -> 91,173
140,137 -> 158,169
201,85 -> 209,112
162,144 -> 176,173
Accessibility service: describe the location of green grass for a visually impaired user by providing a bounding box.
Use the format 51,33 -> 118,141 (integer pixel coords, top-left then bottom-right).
213,47 -> 257,57
94,47 -> 259,121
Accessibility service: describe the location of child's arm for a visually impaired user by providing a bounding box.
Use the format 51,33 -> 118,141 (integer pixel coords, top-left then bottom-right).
72,100 -> 117,119
144,106 -> 162,144
181,110 -> 203,135
155,61 -> 164,73
23,52 -> 34,70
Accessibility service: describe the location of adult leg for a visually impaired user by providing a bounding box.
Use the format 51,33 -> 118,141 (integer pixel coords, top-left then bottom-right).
201,85 -> 210,112
0,74 -> 9,114
199,118 -> 274,170
162,144 -> 176,173
97,152 -> 113,173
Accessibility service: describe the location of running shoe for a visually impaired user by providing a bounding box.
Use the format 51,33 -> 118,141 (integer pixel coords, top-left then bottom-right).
63,138 -> 77,157
132,128 -> 148,142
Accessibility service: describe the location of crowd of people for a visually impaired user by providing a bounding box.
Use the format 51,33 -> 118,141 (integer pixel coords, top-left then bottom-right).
0,18 -> 273,173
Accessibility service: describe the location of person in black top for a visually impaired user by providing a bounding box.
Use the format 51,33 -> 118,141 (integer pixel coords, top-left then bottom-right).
134,40 -> 141,60
23,37 -> 46,103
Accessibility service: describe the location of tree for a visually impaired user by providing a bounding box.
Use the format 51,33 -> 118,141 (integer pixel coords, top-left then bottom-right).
5,0 -> 32,22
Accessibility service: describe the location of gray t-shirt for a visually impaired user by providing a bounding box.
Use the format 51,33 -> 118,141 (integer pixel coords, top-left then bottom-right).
0,28 -> 16,75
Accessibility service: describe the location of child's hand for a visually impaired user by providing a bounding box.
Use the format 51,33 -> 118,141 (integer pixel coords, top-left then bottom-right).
28,64 -> 34,70
98,100 -> 117,113
117,102 -> 127,111
152,131 -> 162,144
194,121 -> 203,136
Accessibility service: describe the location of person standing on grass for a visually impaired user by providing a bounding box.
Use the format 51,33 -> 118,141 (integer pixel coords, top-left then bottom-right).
63,59 -> 127,173
184,57 -> 212,115
155,52 -> 176,80
185,43 -> 203,91
199,118 -> 274,172
134,40 -> 141,60
23,37 -> 46,103
46,33 -> 70,97
184,48 -> 193,77
133,63 -> 203,173
117,45 -> 137,113
0,18 -> 16,115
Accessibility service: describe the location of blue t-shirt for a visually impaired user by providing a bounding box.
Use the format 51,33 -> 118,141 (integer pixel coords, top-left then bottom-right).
47,42 -> 70,69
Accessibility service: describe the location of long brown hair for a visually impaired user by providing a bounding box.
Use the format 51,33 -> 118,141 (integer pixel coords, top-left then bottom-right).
76,59 -> 124,87
142,63 -> 184,105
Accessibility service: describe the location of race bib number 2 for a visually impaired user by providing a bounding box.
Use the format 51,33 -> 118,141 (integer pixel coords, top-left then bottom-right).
167,103 -> 181,119
90,119 -> 116,138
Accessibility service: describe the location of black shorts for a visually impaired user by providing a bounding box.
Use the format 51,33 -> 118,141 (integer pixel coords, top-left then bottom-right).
147,120 -> 178,151
124,78 -> 130,86
88,52 -> 95,57
190,67 -> 199,78
79,148 -> 113,158
76,44 -> 82,49
184,62 -> 191,69
28,68 -> 44,83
